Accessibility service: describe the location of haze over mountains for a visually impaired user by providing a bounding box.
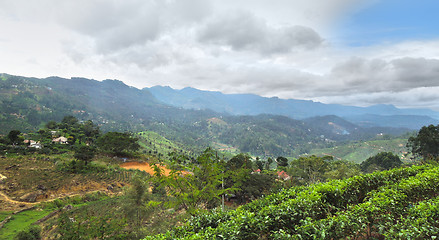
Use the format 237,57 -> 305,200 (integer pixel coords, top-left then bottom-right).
1,73 -> 437,157
147,86 -> 439,129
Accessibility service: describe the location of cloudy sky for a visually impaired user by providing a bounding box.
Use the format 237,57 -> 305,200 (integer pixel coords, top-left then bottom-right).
1,0 -> 439,110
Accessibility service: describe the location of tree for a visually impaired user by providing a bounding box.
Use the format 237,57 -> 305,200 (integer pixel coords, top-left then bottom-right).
45,120 -> 58,129
233,171 -> 277,203
407,124 -> 439,161
74,145 -> 96,165
289,155 -> 329,185
324,160 -> 361,180
7,130 -> 22,146
360,152 -> 402,173
255,157 -> 264,170
265,157 -> 273,170
276,156 -> 289,168
15,225 -> 41,240
226,153 -> 252,171
152,148 -> 232,214
124,174 -> 158,228
97,132 -> 140,156
82,120 -> 100,144
61,115 -> 79,126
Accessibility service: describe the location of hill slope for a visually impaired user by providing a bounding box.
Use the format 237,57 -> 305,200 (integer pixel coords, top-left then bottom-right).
147,85 -> 439,129
145,164 -> 439,239
0,74 -> 411,157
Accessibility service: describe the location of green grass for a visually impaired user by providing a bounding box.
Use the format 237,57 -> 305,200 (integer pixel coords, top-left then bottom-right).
0,192 -> 110,240
0,208 -> 52,240
0,211 -> 13,222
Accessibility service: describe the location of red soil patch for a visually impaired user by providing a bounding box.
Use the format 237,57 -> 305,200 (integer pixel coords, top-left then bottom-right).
120,162 -> 172,176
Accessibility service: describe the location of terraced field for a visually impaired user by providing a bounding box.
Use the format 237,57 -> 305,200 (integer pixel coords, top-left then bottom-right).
0,153 -> 142,239
0,154 -> 135,210
309,138 -> 411,163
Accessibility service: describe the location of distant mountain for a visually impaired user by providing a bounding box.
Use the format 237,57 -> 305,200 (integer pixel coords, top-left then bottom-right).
147,86 -> 439,129
344,114 -> 439,129
0,74 -> 218,133
0,73 -> 416,157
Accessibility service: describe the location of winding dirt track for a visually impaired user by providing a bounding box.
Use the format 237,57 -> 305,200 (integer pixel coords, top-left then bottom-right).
0,191 -> 38,206
0,189 -> 107,208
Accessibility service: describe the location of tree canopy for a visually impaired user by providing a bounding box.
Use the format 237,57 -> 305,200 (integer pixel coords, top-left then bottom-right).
360,152 -> 402,173
407,124 -> 439,161
74,145 -> 96,165
97,132 -> 140,156
7,130 -> 22,145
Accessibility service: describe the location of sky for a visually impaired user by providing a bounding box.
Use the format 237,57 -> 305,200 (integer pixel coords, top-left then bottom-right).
1,0 -> 439,110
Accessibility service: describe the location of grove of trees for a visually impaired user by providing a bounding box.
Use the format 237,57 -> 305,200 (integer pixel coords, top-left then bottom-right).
407,124 -> 439,161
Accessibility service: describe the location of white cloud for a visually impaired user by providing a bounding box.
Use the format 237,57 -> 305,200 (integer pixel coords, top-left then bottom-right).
1,0 -> 439,111
198,11 -> 323,55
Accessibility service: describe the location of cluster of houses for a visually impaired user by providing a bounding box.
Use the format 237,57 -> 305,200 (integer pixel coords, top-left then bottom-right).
23,133 -> 69,149
23,139 -> 42,149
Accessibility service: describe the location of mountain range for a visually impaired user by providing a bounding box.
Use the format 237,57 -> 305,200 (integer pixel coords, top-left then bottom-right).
0,73 -> 436,157
146,86 -> 439,129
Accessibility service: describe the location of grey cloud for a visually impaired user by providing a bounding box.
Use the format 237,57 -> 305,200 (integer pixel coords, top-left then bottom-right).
198,11 -> 323,54
58,1 -> 167,53
316,87 -> 439,111
198,11 -> 266,50
391,58 -> 439,88
330,57 -> 389,92
64,0 -> 213,53
326,57 -> 439,95
172,61 -> 319,98
3,0 -> 213,54
104,40 -> 197,70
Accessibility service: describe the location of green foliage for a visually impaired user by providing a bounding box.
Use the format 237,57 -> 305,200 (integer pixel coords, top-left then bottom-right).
14,225 -> 41,240
384,196 -> 439,239
0,208 -> 52,240
73,145 -> 96,165
57,159 -> 114,174
144,164 -> 439,239
276,156 -> 288,168
235,172 -> 278,203
407,124 -> 439,161
151,148 -> 231,214
61,115 -> 79,126
97,132 -> 140,156
288,155 -> 331,184
136,131 -> 196,161
57,211 -> 128,240
123,174 -> 158,227
7,130 -> 23,145
45,121 -> 57,129
360,151 -> 402,173
0,74 -> 413,159
254,157 -> 264,170
226,153 -> 252,170
310,137 -> 410,164
323,159 -> 361,180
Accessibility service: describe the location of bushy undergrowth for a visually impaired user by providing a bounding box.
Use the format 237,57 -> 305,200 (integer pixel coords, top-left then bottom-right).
144,164 -> 439,239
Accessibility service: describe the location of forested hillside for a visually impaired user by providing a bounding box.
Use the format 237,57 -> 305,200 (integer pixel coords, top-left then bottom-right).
0,74 -> 409,157
147,86 -> 439,129
1,85 -> 438,239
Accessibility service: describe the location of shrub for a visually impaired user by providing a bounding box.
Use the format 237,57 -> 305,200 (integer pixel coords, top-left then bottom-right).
15,225 -> 41,240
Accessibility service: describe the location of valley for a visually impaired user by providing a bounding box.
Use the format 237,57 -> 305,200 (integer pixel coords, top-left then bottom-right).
0,73 -> 438,239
